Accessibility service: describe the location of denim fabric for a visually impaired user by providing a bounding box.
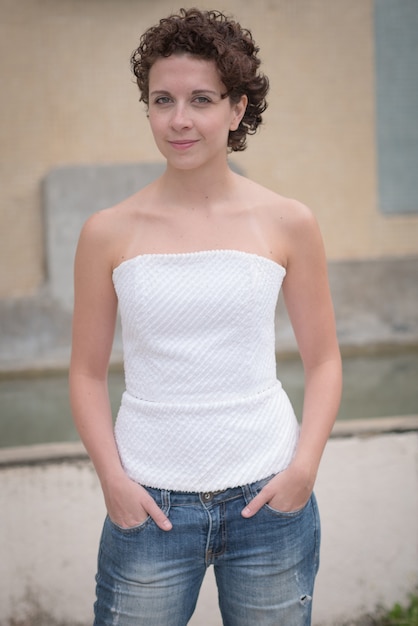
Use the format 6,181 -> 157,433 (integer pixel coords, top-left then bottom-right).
94,476 -> 321,626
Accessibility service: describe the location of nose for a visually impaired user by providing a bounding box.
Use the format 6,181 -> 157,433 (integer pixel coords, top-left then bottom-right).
170,103 -> 193,130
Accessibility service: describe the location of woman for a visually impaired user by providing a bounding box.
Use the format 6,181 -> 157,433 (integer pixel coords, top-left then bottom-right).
69,8 -> 342,626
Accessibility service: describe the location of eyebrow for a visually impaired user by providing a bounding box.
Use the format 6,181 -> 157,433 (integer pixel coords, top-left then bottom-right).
149,89 -> 222,97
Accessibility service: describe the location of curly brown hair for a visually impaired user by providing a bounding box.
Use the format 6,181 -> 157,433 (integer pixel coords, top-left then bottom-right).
130,8 -> 269,152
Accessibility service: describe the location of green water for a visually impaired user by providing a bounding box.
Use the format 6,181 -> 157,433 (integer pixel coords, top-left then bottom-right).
0,352 -> 417,449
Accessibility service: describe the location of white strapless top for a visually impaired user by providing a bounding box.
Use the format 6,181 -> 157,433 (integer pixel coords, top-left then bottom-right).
112,249 -> 299,491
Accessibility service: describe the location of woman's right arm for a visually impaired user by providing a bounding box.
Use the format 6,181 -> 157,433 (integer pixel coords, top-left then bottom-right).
69,211 -> 172,531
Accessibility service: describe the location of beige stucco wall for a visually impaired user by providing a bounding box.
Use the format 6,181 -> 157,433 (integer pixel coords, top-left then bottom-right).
1,0 -> 418,297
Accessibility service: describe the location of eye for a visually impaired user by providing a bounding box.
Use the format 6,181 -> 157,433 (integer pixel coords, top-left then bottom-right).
193,95 -> 211,104
154,96 -> 172,105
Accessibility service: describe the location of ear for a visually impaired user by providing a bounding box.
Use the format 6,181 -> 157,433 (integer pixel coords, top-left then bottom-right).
230,94 -> 248,131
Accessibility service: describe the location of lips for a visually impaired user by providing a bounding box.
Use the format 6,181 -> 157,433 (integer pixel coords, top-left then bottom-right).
169,140 -> 199,150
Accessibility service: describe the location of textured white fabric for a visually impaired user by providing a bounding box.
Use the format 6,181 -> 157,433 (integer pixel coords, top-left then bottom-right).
112,249 -> 299,491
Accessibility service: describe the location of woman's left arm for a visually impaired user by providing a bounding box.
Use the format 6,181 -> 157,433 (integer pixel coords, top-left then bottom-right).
242,202 -> 342,516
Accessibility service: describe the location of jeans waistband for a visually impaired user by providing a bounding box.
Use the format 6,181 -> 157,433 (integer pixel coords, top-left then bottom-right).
143,475 -> 275,507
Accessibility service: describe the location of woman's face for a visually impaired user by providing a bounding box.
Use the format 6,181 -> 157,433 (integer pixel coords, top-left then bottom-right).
147,54 -> 247,170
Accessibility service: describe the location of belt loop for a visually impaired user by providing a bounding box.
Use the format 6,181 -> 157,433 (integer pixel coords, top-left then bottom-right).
242,474 -> 274,503
241,482 -> 253,504
161,489 -> 171,512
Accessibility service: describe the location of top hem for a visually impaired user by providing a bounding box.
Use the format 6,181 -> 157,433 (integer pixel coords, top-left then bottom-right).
112,248 -> 286,276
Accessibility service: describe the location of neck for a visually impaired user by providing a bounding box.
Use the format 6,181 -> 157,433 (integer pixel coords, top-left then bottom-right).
158,161 -> 238,209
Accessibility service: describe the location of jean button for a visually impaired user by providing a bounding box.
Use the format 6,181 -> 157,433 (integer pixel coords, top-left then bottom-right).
203,492 -> 213,501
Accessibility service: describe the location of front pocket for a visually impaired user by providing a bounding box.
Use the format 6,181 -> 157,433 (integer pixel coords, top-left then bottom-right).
108,513 -> 152,534
262,496 -> 311,518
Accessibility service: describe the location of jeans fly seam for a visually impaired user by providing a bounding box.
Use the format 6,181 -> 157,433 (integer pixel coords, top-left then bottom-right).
203,504 -> 213,567
215,502 -> 227,560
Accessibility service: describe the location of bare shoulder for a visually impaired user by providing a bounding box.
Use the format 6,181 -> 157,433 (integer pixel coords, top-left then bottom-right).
76,190 -> 146,267
261,190 -> 326,272
238,176 -> 321,263
240,176 -> 315,224
276,196 -> 321,243
79,206 -> 117,244
80,194 -> 137,240
261,187 -> 315,230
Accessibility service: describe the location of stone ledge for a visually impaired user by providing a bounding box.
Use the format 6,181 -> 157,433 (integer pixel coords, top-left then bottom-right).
331,414 -> 418,438
0,441 -> 87,467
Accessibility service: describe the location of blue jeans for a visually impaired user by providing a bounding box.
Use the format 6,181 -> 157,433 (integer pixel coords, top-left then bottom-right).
94,476 -> 321,626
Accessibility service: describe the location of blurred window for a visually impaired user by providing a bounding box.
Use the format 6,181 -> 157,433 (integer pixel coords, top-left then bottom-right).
374,0 -> 418,214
